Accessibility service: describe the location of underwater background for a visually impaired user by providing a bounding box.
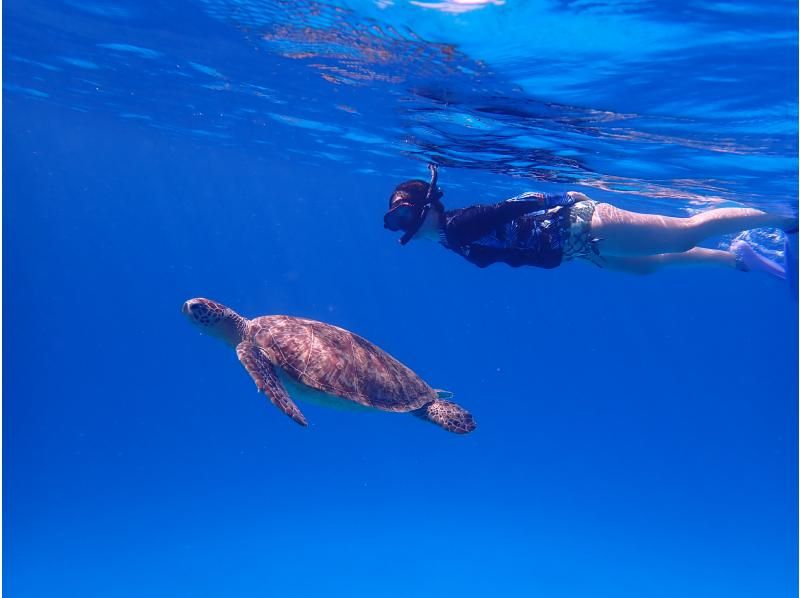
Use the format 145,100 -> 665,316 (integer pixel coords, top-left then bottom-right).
4,0 -> 798,596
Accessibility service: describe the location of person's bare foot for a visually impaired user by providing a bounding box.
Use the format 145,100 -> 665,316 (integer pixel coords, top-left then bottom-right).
731,240 -> 786,279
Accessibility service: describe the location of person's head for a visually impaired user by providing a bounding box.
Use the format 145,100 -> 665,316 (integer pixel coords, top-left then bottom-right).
383,165 -> 444,245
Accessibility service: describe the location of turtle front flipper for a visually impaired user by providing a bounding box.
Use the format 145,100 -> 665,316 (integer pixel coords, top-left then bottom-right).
413,399 -> 476,434
236,341 -> 308,427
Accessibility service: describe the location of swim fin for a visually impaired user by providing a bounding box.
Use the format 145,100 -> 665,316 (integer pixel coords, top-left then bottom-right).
785,232 -> 798,301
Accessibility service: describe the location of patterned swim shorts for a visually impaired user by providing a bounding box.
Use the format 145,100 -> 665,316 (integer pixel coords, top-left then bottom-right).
561,200 -> 604,267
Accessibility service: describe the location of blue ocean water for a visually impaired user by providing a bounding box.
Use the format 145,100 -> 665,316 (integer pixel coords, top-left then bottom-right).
3,0 -> 798,596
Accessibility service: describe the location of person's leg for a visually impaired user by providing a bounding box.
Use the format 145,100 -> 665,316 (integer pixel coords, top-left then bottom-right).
601,244 -> 788,278
591,202 -> 796,256
601,248 -> 737,275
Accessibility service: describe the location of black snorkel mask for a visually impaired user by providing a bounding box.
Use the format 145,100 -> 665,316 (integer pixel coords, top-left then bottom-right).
383,163 -> 444,245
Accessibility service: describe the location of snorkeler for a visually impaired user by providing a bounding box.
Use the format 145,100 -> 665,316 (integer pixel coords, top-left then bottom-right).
383,164 -> 797,277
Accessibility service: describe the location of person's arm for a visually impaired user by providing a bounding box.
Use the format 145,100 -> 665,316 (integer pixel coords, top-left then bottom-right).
447,192 -> 577,246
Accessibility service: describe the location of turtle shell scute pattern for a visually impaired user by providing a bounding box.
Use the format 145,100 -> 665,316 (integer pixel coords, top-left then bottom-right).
250,316 -> 435,412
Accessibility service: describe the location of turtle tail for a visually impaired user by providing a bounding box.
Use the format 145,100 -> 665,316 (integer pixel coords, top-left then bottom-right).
413,399 -> 476,435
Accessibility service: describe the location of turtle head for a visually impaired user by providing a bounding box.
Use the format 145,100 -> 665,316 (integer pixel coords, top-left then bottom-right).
182,298 -> 247,346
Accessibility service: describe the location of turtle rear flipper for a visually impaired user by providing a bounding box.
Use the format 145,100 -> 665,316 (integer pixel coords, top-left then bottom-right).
413,399 -> 476,434
236,341 -> 308,427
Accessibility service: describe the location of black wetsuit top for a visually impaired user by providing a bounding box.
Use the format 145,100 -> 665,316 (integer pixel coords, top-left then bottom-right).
438,192 -> 577,269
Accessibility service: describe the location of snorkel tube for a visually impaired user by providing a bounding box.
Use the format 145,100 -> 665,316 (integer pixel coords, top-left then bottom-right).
398,163 -> 444,245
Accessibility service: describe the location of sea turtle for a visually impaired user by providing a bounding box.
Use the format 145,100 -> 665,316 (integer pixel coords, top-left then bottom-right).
182,298 -> 476,434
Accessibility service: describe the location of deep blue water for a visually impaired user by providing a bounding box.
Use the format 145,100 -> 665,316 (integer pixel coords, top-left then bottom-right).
4,1 -> 798,596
